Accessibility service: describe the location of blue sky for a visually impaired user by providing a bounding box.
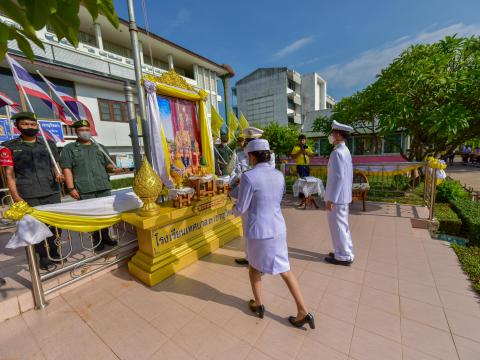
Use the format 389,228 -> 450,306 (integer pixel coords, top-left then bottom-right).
114,0 -> 480,101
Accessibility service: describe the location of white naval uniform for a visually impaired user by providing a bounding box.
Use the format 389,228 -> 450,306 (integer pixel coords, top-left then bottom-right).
324,142 -> 354,262
230,150 -> 250,260
236,150 -> 250,176
233,162 -> 290,275
269,152 -> 276,169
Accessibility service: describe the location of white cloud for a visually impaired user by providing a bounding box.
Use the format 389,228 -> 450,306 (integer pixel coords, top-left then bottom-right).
273,36 -> 315,59
322,23 -> 480,91
172,8 -> 191,27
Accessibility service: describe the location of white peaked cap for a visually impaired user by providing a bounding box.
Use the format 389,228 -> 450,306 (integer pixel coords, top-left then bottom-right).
245,139 -> 270,153
243,126 -> 264,139
332,120 -> 353,133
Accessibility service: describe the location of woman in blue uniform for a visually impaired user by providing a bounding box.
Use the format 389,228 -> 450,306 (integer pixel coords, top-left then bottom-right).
233,139 -> 314,329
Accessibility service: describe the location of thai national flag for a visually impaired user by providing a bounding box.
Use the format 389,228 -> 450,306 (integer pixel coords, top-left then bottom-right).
42,76 -> 97,136
42,128 -> 64,143
0,91 -> 19,112
5,54 -> 71,125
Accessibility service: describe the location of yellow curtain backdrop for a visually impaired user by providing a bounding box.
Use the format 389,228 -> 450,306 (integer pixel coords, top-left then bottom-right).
5,201 -> 120,232
151,82 -> 215,175
239,112 -> 249,131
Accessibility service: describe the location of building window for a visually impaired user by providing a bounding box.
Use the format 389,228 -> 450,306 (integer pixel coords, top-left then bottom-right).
287,80 -> 296,91
383,133 -> 403,154
98,99 -> 128,122
353,136 -> 381,155
143,56 -> 169,70
78,31 -> 96,47
287,99 -> 295,110
317,138 -> 331,156
103,40 -> 132,59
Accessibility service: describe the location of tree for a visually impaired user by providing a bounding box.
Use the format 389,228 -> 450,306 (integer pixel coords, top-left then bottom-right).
0,0 -> 119,60
319,36 -> 480,161
261,122 -> 300,157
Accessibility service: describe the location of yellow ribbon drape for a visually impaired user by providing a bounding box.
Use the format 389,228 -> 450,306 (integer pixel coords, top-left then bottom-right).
4,201 -> 121,232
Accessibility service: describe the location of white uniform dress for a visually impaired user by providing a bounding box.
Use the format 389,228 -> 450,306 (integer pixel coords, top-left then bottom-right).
324,142 -> 355,262
233,162 -> 290,275
230,149 -> 251,260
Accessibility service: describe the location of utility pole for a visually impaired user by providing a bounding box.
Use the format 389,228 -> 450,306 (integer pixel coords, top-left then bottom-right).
127,0 -> 151,163
124,81 -> 142,170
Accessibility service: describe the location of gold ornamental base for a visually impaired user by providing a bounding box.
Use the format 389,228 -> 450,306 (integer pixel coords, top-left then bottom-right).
122,194 -> 242,286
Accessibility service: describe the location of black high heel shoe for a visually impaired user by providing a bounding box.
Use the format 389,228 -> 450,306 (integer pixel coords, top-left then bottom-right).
288,313 -> 315,329
248,299 -> 265,319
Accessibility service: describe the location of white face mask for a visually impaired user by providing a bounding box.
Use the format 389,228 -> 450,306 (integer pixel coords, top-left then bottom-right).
328,134 -> 335,145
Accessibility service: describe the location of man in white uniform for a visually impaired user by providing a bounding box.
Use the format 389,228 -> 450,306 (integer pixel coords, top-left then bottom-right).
324,120 -> 355,266
232,127 -> 274,265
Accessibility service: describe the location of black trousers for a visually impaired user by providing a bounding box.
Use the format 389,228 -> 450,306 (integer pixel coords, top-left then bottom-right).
296,165 -> 310,199
25,193 -> 61,260
80,190 -> 112,243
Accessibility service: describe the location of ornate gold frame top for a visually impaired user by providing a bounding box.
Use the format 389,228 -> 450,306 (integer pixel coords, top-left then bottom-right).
144,70 -> 196,93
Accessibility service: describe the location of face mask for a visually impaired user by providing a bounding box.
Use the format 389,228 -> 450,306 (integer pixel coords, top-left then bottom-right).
19,128 -> 39,137
77,131 -> 92,141
328,134 -> 335,145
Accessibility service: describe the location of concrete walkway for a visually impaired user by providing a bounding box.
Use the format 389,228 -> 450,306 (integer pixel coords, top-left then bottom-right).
447,163 -> 480,193
1,202 -> 479,360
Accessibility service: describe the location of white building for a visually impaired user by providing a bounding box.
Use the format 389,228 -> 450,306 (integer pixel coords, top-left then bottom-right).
0,6 -> 233,164
232,67 -> 335,127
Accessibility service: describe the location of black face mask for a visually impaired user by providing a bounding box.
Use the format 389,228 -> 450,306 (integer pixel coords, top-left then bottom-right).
19,128 -> 39,137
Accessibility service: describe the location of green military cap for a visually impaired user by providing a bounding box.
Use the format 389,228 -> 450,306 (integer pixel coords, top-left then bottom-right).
11,111 -> 37,122
72,119 -> 90,128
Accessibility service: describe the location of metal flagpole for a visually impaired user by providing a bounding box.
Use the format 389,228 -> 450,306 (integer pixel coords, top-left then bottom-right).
5,55 -> 61,176
127,0 -> 152,163
36,70 -> 118,168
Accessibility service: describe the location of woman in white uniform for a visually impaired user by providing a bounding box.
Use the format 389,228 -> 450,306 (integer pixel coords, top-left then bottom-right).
233,139 -> 315,329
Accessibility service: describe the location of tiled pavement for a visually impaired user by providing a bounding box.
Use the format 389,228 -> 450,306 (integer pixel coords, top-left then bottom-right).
1,202 -> 479,360
446,163 -> 480,193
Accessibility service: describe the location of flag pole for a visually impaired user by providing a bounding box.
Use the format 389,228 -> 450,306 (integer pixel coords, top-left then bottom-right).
36,70 -> 118,168
5,55 -> 61,176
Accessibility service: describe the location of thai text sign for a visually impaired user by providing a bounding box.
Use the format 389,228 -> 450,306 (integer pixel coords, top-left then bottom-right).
151,206 -> 236,255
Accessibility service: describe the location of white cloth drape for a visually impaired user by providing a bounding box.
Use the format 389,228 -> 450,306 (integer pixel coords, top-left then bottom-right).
145,81 -> 173,188
293,177 -> 325,198
5,190 -> 142,249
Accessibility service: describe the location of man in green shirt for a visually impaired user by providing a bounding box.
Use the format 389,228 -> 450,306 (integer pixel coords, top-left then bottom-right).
60,120 -> 125,250
215,133 -> 232,176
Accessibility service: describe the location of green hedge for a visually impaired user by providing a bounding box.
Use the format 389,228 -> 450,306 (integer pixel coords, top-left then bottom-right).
451,198 -> 480,246
111,177 -> 133,190
451,244 -> 480,294
436,179 -> 468,203
434,203 -> 462,236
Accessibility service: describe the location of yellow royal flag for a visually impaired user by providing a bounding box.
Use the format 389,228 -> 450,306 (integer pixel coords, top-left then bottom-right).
228,111 -> 239,141
210,106 -> 224,139
239,111 -> 250,131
